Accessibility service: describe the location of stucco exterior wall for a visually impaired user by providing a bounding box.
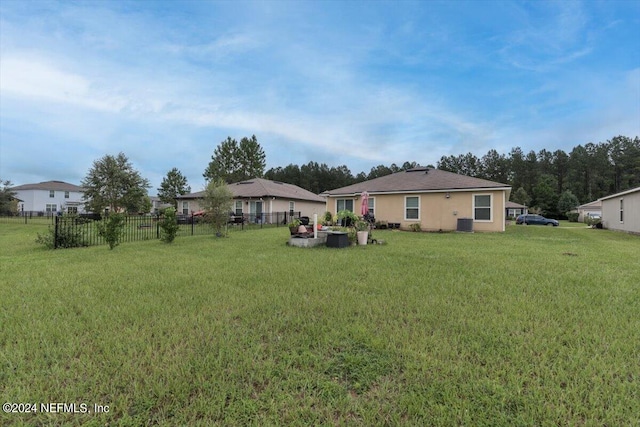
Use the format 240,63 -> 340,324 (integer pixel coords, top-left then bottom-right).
601,190 -> 640,234
327,190 -> 507,232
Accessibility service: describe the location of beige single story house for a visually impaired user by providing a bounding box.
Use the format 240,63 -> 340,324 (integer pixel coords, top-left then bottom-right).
576,200 -> 602,222
323,167 -> 511,232
176,178 -> 326,224
599,187 -> 640,235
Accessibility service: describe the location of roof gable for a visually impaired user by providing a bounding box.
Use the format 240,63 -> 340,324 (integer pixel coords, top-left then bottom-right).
324,168 -> 510,196
177,178 -> 325,203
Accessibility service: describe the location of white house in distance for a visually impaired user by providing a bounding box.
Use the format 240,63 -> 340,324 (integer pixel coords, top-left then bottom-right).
11,180 -> 86,214
599,186 -> 640,235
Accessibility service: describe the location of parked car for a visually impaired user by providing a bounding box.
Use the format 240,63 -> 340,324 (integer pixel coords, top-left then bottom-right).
516,214 -> 559,226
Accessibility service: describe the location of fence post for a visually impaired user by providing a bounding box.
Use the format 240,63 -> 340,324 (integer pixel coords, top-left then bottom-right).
54,215 -> 59,249
191,213 -> 194,236
156,213 -> 160,239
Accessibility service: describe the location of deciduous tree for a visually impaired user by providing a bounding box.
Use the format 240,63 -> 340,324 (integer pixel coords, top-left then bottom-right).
0,179 -> 17,215
200,179 -> 234,236
81,153 -> 150,214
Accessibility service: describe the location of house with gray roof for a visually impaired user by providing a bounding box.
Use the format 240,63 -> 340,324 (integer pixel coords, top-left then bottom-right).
323,167 -> 512,232
176,178 -> 326,223
506,201 -> 528,219
11,180 -> 86,214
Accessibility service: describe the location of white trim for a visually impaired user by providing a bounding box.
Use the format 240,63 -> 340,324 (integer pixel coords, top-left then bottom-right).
599,186 -> 640,201
502,191 -> 506,232
404,195 -> 420,221
473,193 -> 493,222
619,198 -> 624,223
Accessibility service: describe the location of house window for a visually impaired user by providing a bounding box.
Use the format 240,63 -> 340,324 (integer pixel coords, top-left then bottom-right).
336,199 -> 354,213
289,201 -> 295,215
49,190 -> 55,198
367,197 -> 375,217
46,204 -> 57,213
474,194 -> 492,221
67,206 -> 78,214
620,199 -> 624,222
182,201 -> 189,215
405,196 -> 419,220
235,200 -> 243,215
64,191 -> 70,199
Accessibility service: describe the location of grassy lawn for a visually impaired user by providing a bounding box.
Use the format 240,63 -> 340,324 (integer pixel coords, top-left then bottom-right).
1,223 -> 638,426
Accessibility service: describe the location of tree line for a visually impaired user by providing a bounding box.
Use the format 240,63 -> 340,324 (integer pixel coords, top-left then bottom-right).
436,135 -> 639,217
2,134 -> 637,221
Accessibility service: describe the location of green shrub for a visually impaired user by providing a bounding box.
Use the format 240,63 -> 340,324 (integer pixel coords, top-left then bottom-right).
585,216 -> 601,227
323,211 -> 333,225
159,207 -> 179,243
35,216 -> 89,249
409,223 -> 422,232
567,212 -> 579,222
97,213 -> 125,250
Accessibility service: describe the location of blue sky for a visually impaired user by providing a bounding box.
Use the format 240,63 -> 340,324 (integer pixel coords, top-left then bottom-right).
1,0 -> 639,193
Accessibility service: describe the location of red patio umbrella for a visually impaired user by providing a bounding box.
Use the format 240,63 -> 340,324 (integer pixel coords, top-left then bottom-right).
360,191 -> 369,216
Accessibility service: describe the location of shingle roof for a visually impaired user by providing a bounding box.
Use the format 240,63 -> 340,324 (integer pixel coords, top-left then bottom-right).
577,200 -> 602,209
323,168 -> 510,196
177,178 -> 325,203
506,201 -> 526,208
11,180 -> 84,192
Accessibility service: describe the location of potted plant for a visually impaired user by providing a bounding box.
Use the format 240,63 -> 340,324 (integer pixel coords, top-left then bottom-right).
288,218 -> 301,235
337,210 -> 358,227
355,219 -> 369,245
322,211 -> 333,226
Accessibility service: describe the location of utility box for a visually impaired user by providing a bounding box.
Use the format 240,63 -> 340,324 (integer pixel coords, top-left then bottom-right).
456,218 -> 473,232
326,232 -> 349,248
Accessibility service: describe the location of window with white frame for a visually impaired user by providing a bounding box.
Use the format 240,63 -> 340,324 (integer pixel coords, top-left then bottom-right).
64,191 -> 70,199
619,199 -> 624,222
405,196 -> 419,220
289,201 -> 295,215
336,199 -> 354,213
182,201 -> 189,215
67,206 -> 78,214
235,200 -> 243,215
46,204 -> 57,212
367,197 -> 375,217
49,190 -> 55,198
474,194 -> 492,221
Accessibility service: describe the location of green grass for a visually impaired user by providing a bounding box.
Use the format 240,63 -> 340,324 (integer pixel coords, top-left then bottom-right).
1,223 -> 638,426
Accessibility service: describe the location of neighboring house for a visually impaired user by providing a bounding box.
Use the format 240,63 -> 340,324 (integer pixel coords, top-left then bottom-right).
599,187 -> 640,235
150,196 -> 173,214
176,178 -> 326,223
323,167 -> 511,232
506,201 -> 527,219
575,200 -> 602,222
11,180 -> 85,214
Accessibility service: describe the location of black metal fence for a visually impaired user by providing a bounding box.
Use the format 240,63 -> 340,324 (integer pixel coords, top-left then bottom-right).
0,211 -> 56,224
10,211 -> 301,249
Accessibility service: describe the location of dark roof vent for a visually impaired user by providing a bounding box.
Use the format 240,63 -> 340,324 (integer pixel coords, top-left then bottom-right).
238,181 -> 254,185
405,167 -> 428,173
